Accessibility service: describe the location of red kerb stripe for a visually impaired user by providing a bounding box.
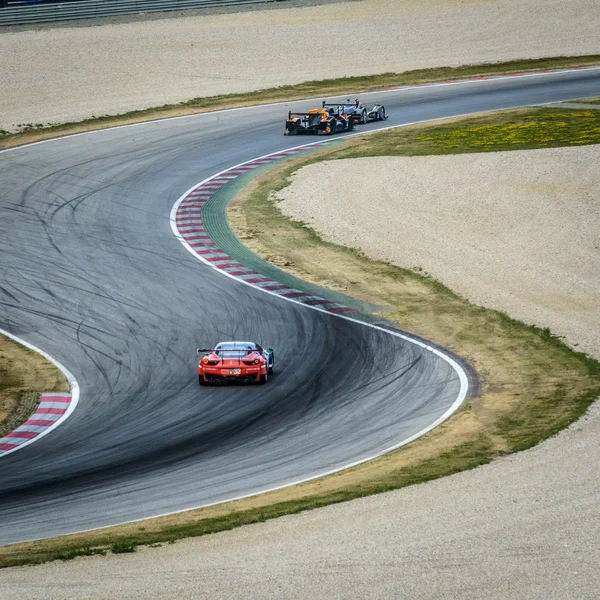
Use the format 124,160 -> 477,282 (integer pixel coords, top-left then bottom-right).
183,234 -> 211,241
189,244 -> 217,252
227,270 -> 259,277
226,168 -> 252,175
302,298 -> 332,306
280,291 -> 311,298
40,395 -> 71,403
261,284 -> 289,291
328,306 -> 356,313
0,443 -> 18,451
206,255 -> 233,263
195,249 -> 225,255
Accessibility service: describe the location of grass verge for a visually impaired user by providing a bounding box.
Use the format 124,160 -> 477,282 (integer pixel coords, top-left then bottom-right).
571,97 -> 600,105
1,54 -> 599,150
0,335 -> 69,439
2,105 -> 599,568
1,436 -> 494,568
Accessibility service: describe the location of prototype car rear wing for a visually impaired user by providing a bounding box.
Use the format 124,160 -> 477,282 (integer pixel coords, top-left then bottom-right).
287,111 -> 316,118
322,99 -> 360,108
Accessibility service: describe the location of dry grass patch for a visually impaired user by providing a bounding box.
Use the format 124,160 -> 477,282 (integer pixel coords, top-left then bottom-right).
0,335 -> 68,438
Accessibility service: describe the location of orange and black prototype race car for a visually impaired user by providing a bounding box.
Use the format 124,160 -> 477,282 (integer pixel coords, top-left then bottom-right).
197,341 -> 274,385
284,105 -> 355,136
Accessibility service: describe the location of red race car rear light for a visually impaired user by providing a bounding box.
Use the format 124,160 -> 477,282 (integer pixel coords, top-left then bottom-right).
202,357 -> 220,366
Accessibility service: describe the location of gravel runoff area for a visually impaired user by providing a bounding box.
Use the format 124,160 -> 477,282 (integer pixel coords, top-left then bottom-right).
277,147 -> 600,359
1,0 -> 600,131
4,151 -> 600,598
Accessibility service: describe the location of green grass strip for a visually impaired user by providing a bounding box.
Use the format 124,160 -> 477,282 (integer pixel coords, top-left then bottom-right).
202,151 -> 383,315
321,107 -> 600,159
1,436 -> 494,568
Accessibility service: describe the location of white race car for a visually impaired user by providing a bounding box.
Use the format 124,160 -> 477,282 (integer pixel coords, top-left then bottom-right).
323,99 -> 387,124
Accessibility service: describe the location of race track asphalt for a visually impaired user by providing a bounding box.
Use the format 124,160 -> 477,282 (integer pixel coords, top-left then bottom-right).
1,67 -> 599,545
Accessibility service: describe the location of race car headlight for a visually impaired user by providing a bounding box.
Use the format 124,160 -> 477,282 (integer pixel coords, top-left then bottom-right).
202,357 -> 209,365
254,358 -> 260,364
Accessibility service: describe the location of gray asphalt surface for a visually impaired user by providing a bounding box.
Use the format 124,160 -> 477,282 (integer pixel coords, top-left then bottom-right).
1,68 -> 599,545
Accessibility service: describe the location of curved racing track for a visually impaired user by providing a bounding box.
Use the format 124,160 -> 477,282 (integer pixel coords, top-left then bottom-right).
1,68 -> 599,545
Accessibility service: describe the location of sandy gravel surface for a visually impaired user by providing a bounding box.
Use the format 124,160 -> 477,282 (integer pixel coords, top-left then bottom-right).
276,146 -> 600,358
1,0 -> 600,130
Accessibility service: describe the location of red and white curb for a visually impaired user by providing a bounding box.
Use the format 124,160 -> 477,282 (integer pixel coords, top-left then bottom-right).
172,141 -> 356,315
0,328 -> 79,459
0,393 -> 73,455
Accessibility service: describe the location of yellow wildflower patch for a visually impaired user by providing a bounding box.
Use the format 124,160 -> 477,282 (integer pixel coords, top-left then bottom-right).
417,110 -> 600,151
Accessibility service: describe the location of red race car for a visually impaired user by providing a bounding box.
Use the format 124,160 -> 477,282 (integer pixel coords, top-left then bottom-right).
197,341 -> 274,385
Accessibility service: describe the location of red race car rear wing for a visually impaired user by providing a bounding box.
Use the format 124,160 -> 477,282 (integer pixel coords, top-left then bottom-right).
197,348 -> 262,366
197,348 -> 257,354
